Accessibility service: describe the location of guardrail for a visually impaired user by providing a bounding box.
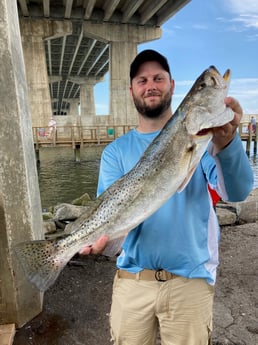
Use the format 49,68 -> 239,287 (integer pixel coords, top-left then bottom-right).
33,125 -> 136,162
33,124 -> 136,149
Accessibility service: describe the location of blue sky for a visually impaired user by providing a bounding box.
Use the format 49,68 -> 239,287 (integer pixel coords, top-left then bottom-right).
95,0 -> 258,116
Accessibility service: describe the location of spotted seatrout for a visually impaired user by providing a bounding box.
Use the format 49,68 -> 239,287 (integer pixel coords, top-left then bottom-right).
15,66 -> 234,292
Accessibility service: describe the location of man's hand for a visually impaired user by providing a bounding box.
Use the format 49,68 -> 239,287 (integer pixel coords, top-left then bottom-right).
79,235 -> 109,255
212,97 -> 243,152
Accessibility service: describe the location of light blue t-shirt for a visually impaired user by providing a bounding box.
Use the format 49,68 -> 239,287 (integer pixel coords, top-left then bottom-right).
97,129 -> 253,284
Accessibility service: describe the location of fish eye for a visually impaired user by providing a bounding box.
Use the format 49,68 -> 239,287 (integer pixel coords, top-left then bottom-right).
197,81 -> 206,91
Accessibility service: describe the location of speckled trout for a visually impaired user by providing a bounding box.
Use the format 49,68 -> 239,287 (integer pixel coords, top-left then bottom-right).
15,66 -> 234,292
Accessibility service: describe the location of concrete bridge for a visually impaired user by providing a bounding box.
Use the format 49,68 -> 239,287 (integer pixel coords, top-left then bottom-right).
17,0 -> 190,129
0,0 -> 191,333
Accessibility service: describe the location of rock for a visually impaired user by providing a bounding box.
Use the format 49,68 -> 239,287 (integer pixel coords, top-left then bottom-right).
43,188 -> 258,239
72,193 -> 91,206
42,211 -> 54,221
53,203 -> 89,221
237,200 -> 258,223
216,207 -> 237,226
43,220 -> 56,234
215,188 -> 258,225
234,195 -> 258,223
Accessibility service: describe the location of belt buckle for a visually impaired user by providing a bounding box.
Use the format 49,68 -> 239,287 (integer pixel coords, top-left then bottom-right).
155,269 -> 167,282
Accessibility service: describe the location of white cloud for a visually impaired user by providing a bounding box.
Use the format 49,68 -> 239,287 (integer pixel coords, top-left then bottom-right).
192,24 -> 209,30
226,1 -> 258,15
175,80 -> 193,87
230,78 -> 258,93
162,27 -> 177,38
229,78 -> 258,114
246,33 -> 258,41
220,0 -> 258,36
231,14 -> 258,30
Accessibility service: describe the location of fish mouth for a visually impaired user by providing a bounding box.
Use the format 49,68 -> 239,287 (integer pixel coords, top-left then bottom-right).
209,66 -> 231,84
222,68 -> 231,82
193,67 -> 232,137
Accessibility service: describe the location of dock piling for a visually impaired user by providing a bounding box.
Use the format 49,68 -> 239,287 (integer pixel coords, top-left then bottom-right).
74,144 -> 81,162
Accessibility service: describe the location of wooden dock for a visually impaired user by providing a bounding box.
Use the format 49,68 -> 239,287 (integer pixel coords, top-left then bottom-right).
33,124 -> 136,148
33,122 -> 257,161
238,122 -> 258,155
33,124 -> 135,162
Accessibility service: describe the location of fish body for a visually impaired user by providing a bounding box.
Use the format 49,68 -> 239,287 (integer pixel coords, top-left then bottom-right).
15,66 -> 234,292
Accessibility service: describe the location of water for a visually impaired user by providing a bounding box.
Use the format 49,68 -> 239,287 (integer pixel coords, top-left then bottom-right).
37,144 -> 258,209
247,155 -> 258,188
37,146 -> 104,208
242,141 -> 258,188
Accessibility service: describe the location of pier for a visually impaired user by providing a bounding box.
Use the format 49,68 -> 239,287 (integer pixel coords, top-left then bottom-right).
33,124 -> 135,162
239,122 -> 258,155
33,121 -> 258,162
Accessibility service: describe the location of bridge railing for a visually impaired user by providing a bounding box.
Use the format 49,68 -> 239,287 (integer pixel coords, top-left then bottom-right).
33,122 -> 255,147
33,124 -> 136,148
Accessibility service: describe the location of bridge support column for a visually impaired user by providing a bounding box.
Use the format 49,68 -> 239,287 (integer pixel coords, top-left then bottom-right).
68,99 -> 79,118
19,18 -> 72,127
80,82 -> 96,125
83,22 -> 162,125
74,144 -> 81,163
0,0 -> 44,327
69,76 -> 103,126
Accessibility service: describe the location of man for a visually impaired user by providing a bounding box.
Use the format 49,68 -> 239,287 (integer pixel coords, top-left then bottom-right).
81,50 -> 253,344
250,116 -> 256,133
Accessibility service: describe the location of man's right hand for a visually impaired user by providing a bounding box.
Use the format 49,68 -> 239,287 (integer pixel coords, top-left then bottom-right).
79,235 -> 109,255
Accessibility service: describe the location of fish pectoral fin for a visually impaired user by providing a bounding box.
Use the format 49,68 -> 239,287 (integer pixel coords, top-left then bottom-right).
102,236 -> 125,257
177,164 -> 198,193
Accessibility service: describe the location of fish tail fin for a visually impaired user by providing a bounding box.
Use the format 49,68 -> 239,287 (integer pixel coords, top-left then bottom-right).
14,239 -> 69,292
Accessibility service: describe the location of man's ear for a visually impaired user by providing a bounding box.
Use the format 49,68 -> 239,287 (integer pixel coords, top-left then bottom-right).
171,79 -> 175,94
129,85 -> 133,100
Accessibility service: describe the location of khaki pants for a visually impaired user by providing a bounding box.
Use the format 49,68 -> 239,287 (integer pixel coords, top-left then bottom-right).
110,272 -> 214,345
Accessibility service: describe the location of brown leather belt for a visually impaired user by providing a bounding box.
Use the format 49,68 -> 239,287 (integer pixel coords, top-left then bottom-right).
117,269 -> 179,282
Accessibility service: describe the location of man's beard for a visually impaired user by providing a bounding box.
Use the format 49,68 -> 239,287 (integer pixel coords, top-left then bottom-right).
132,91 -> 172,119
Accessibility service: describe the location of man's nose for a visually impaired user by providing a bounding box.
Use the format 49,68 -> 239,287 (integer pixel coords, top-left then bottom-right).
146,79 -> 157,90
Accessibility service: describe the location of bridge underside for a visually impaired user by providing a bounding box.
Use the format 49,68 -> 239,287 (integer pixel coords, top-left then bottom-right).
17,0 -> 191,120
